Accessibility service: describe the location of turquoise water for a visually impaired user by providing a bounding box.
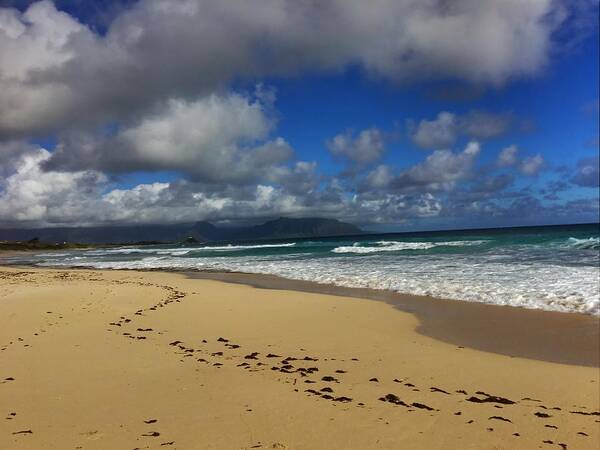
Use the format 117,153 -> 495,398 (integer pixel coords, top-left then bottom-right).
9,223 -> 600,314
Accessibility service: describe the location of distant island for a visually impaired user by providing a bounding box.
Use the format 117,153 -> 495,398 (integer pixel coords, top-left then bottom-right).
0,217 -> 363,245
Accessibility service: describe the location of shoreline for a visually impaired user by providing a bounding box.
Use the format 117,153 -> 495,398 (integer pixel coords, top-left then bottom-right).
187,270 -> 600,368
1,265 -> 598,449
2,261 -> 599,367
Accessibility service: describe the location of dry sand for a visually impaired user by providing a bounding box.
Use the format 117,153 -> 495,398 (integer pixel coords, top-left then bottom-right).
0,266 -> 598,450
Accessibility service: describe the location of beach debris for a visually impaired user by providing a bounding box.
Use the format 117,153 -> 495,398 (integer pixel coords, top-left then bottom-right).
569,410 -> 600,416
379,394 -> 408,407
142,431 -> 160,437
466,392 -> 515,405
411,402 -> 435,411
430,386 -> 450,394
489,416 -> 512,423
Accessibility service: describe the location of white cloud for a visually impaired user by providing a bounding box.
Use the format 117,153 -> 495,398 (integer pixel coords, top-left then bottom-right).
0,148 -> 107,225
366,165 -> 394,189
496,144 -> 544,176
44,91 -> 294,183
409,111 -> 512,150
409,112 -> 458,150
571,156 -> 599,187
327,128 -> 386,165
520,154 -> 545,176
497,144 -> 519,167
395,141 -> 481,191
0,0 -> 574,138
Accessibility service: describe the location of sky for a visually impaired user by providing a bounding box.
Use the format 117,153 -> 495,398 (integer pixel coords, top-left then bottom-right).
0,0 -> 598,231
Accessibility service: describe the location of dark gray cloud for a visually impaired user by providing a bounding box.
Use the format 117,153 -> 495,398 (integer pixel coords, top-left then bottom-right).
365,141 -> 481,193
495,144 -> 545,176
43,91 -> 295,184
0,0 -> 581,139
1,142 -> 597,228
327,128 -> 386,166
571,156 -> 600,187
0,1 -> 597,228
408,111 -> 512,150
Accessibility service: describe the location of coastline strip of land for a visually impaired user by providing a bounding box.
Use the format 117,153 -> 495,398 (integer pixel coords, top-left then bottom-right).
1,266 -> 598,450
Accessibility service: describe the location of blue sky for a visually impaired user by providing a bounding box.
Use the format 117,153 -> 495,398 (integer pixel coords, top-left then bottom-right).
0,0 -> 598,230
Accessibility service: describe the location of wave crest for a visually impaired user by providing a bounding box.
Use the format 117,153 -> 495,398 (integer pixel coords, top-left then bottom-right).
331,240 -> 487,254
566,237 -> 600,250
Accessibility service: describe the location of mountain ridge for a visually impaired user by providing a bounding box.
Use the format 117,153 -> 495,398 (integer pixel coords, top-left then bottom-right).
0,217 -> 363,244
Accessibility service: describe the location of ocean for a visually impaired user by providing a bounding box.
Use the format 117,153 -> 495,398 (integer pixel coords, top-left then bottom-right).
6,223 -> 599,315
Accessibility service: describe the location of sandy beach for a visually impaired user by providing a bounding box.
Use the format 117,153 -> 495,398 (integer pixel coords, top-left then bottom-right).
0,266 -> 598,450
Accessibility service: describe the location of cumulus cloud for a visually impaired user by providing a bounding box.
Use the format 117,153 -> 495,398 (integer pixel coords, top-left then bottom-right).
409,111 -> 512,149
497,145 -> 519,167
392,141 -> 481,192
496,144 -> 545,176
519,154 -> 545,176
0,0 -> 577,138
1,142 -> 596,228
571,156 -> 599,187
408,112 -> 457,150
363,141 -> 481,195
0,147 -> 107,226
44,91 -> 294,183
0,142 -> 473,227
327,128 -> 386,165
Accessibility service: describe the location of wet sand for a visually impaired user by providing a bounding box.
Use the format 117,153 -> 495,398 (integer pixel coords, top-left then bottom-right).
189,271 -> 600,366
0,266 -> 598,449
